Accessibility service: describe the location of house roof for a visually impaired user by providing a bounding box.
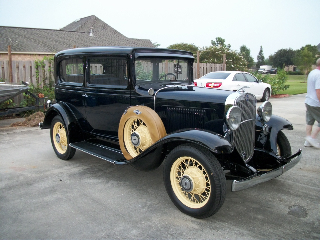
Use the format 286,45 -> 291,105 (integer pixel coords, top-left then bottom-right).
0,15 -> 154,53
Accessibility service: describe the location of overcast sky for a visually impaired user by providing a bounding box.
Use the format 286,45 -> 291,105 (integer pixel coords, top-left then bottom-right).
0,0 -> 319,60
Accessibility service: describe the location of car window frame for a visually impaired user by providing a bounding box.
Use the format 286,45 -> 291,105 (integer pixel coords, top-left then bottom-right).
244,73 -> 259,83
85,56 -> 129,89
58,57 -> 85,87
233,73 -> 247,82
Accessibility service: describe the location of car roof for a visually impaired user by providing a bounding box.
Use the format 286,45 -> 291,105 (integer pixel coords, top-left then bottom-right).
55,46 -> 194,59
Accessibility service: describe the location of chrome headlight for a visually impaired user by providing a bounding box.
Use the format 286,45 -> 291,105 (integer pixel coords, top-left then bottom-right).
257,101 -> 272,122
226,106 -> 242,130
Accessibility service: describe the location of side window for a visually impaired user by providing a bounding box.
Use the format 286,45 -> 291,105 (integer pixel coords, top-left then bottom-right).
233,73 -> 246,82
59,58 -> 84,85
88,57 -> 128,86
245,73 -> 258,83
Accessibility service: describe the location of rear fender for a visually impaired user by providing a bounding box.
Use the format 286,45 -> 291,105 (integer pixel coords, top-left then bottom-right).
41,102 -> 84,143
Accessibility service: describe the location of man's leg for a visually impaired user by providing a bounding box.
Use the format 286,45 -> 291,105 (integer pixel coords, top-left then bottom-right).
311,125 -> 320,139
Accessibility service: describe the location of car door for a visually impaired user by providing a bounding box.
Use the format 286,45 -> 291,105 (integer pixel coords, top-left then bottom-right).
243,73 -> 265,99
84,56 -> 131,137
55,57 -> 89,130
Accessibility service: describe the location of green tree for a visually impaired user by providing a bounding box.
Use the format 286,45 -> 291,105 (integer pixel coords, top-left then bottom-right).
211,37 -> 231,49
294,44 -> 320,74
294,47 -> 314,75
153,42 -> 161,48
200,38 -> 247,71
271,48 -> 295,68
297,44 -> 319,61
256,46 -> 265,69
240,45 -> 254,69
167,43 -> 199,59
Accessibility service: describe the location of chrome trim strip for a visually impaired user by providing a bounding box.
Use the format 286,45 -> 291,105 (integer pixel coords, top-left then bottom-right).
232,150 -> 302,191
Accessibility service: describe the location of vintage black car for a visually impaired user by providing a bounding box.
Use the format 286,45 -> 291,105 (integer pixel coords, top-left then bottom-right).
40,47 -> 302,218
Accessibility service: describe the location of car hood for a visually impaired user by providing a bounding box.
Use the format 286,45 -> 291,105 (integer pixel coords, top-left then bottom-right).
135,83 -> 234,104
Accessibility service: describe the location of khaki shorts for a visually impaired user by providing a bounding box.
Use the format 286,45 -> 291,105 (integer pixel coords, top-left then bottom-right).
306,104 -> 320,127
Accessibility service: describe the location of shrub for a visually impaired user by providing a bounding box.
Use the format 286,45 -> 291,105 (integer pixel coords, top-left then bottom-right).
251,69 -> 289,95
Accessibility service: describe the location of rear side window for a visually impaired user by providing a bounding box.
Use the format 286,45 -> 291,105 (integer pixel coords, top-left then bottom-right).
88,57 -> 128,86
59,58 -> 84,85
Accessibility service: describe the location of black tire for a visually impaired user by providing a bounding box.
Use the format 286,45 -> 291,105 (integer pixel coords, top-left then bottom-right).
50,115 -> 76,160
277,131 -> 292,159
261,88 -> 270,101
163,144 -> 226,218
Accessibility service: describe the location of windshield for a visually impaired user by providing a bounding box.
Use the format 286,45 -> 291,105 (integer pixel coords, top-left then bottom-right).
135,58 -> 191,83
200,72 -> 230,79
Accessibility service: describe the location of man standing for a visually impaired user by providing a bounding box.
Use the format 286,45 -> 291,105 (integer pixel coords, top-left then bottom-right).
305,58 -> 320,148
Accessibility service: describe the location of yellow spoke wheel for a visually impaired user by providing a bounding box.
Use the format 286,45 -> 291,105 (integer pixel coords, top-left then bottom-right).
52,121 -> 68,154
123,117 -> 153,158
119,106 -> 166,160
50,115 -> 76,160
164,144 -> 226,219
170,156 -> 211,208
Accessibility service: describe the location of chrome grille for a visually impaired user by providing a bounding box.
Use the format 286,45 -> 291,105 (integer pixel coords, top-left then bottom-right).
233,93 -> 256,162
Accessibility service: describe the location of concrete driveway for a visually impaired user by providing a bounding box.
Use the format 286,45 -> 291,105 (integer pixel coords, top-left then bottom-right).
0,94 -> 319,239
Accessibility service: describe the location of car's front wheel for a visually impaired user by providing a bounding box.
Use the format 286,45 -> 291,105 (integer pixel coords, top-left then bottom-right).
50,115 -> 75,160
276,130 -> 292,159
163,144 -> 226,218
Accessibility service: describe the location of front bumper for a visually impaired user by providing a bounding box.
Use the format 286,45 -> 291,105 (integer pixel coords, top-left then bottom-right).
232,149 -> 302,191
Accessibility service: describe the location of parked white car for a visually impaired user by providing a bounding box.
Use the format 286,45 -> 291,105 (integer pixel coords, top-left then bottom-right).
194,71 -> 272,101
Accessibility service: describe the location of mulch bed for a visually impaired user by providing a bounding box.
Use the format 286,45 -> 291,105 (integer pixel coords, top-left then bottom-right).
10,111 -> 44,127
271,94 -> 290,98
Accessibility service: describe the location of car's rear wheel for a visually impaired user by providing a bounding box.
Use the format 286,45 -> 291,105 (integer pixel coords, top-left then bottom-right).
261,88 -> 270,101
163,144 -> 226,218
118,106 -> 166,160
50,115 -> 75,160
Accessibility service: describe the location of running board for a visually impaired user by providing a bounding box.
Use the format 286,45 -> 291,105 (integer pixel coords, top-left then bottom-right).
70,141 -> 127,165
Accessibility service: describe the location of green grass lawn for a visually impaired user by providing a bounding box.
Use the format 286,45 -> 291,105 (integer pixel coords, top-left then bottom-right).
276,75 -> 307,95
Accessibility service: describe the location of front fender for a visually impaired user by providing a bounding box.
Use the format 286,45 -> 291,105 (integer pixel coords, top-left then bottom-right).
130,129 -> 233,171
161,129 -> 233,154
255,115 -> 293,153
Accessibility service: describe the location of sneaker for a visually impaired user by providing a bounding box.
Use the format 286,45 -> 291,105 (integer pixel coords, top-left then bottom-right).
305,136 -> 320,149
304,140 -> 312,147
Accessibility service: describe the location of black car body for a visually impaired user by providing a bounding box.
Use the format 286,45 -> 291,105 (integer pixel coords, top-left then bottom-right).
41,47 -> 301,218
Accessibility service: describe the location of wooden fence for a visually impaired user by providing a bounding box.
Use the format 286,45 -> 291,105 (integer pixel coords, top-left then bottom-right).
0,60 -> 225,85
0,60 -> 54,86
193,63 -> 225,79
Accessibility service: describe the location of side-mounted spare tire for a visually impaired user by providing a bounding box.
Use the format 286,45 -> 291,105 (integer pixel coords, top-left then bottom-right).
118,106 -> 167,161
